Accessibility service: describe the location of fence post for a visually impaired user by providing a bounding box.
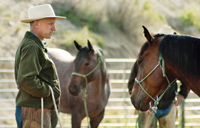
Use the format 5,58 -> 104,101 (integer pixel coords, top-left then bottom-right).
181,100 -> 185,128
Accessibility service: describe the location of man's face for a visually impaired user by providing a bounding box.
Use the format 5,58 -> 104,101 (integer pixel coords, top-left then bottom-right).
37,18 -> 56,40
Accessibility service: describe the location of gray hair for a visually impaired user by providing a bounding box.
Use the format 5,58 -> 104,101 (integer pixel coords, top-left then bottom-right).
30,19 -> 44,29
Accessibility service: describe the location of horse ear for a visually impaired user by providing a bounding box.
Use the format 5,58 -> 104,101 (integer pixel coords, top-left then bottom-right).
87,40 -> 94,52
142,26 -> 153,45
74,40 -> 82,51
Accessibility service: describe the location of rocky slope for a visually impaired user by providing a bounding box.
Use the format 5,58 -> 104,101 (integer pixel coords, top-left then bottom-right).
1,0 -> 200,59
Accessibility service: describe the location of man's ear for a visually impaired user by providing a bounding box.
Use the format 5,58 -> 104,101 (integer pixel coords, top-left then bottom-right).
32,20 -> 40,29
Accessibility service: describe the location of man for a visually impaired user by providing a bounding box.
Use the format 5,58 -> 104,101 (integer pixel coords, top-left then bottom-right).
128,60 -> 190,128
15,4 -> 66,128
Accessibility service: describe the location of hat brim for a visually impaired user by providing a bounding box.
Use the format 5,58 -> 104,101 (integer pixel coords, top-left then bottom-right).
21,16 -> 66,23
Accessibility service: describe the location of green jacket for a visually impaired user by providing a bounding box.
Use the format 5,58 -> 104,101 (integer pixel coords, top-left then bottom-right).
15,31 -> 60,109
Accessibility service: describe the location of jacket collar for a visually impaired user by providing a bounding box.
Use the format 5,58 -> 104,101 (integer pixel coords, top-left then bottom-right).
25,31 -> 45,49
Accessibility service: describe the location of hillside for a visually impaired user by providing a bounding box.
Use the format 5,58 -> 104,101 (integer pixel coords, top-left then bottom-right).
1,0 -> 200,59
1,0 -> 200,127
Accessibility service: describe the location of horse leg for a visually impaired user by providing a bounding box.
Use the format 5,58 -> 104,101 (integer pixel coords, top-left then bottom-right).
71,111 -> 82,128
158,104 -> 176,128
90,109 -> 105,128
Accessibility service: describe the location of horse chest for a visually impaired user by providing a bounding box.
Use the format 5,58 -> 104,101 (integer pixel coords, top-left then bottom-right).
87,100 -> 105,114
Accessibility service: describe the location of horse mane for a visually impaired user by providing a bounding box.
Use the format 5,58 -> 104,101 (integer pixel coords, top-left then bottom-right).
159,34 -> 200,76
93,46 -> 104,58
154,33 -> 165,37
93,46 -> 107,71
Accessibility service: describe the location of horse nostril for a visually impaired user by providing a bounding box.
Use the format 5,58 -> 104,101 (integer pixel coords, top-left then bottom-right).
69,84 -> 78,91
69,84 -> 80,96
73,85 -> 78,90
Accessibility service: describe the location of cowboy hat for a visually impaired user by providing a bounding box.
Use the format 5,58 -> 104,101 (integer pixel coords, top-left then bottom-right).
21,4 -> 66,23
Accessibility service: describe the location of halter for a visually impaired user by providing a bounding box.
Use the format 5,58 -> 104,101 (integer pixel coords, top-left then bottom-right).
135,54 -> 176,113
71,50 -> 103,128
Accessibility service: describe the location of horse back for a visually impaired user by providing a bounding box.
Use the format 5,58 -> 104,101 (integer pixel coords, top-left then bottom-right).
47,48 -> 75,113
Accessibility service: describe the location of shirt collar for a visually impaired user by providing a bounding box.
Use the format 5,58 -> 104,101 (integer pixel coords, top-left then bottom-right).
29,31 -> 46,47
30,31 -> 40,40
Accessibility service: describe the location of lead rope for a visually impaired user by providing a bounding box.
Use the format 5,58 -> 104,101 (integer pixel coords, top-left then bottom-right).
41,97 -> 43,128
157,55 -> 176,107
41,86 -> 62,128
70,73 -> 91,128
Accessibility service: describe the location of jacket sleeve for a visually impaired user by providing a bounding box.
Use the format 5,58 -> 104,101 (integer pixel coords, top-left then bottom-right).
178,81 -> 190,99
16,44 -> 50,97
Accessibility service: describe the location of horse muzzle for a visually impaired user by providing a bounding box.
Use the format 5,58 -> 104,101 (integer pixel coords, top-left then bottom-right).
68,84 -> 81,96
130,96 -> 150,111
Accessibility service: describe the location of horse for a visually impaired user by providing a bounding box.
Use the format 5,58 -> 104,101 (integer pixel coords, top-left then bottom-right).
128,59 -> 189,128
48,40 -> 110,128
130,26 -> 199,112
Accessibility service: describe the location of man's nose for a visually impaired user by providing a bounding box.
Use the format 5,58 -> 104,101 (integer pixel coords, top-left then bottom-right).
52,25 -> 56,31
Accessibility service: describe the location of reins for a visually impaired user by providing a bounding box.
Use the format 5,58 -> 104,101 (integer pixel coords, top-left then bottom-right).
135,54 -> 176,113
71,50 -> 103,128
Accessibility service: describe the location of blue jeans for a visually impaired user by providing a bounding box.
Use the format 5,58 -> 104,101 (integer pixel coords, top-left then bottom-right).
15,106 -> 22,128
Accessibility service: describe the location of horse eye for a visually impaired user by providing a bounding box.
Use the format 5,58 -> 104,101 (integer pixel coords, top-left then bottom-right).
137,59 -> 143,65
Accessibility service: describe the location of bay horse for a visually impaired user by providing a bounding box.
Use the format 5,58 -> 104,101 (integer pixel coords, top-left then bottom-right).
128,58 -> 189,128
48,40 -> 110,128
130,26 -> 199,112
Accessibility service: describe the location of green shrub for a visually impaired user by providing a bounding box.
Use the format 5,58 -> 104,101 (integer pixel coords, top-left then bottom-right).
142,1 -> 165,23
56,7 -> 101,32
56,26 -> 104,50
179,8 -> 200,30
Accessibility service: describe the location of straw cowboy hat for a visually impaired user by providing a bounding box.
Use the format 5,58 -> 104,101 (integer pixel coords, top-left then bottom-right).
21,4 -> 66,23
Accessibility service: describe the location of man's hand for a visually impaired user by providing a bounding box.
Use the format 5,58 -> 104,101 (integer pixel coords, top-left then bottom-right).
174,94 -> 184,106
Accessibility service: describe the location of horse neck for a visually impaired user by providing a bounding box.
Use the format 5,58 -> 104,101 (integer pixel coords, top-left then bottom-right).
87,68 -> 107,96
165,61 -> 200,97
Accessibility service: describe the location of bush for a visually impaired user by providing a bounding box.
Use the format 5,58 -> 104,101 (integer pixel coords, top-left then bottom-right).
179,8 -> 200,30
55,26 -> 104,51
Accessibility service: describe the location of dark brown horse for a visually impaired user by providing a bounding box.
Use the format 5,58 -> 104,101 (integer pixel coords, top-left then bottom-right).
48,40 -> 110,128
130,26 -> 200,111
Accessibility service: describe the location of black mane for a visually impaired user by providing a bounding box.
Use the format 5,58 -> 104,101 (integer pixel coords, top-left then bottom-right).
138,33 -> 165,58
159,35 -> 200,76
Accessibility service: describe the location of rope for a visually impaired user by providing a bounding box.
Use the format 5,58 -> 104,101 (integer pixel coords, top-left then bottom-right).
41,97 -> 43,128
137,64 -> 159,83
41,86 -> 63,128
135,54 -> 176,113
157,55 -> 176,106
83,88 -> 91,128
70,73 -> 91,128
71,51 -> 103,128
49,86 -> 62,128
135,112 -> 142,128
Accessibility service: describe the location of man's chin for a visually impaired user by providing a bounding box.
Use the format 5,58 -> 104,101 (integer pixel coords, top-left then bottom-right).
45,37 -> 51,39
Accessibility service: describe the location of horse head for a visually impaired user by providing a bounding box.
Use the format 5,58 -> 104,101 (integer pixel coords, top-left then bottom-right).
68,40 -> 102,96
130,26 -> 171,111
